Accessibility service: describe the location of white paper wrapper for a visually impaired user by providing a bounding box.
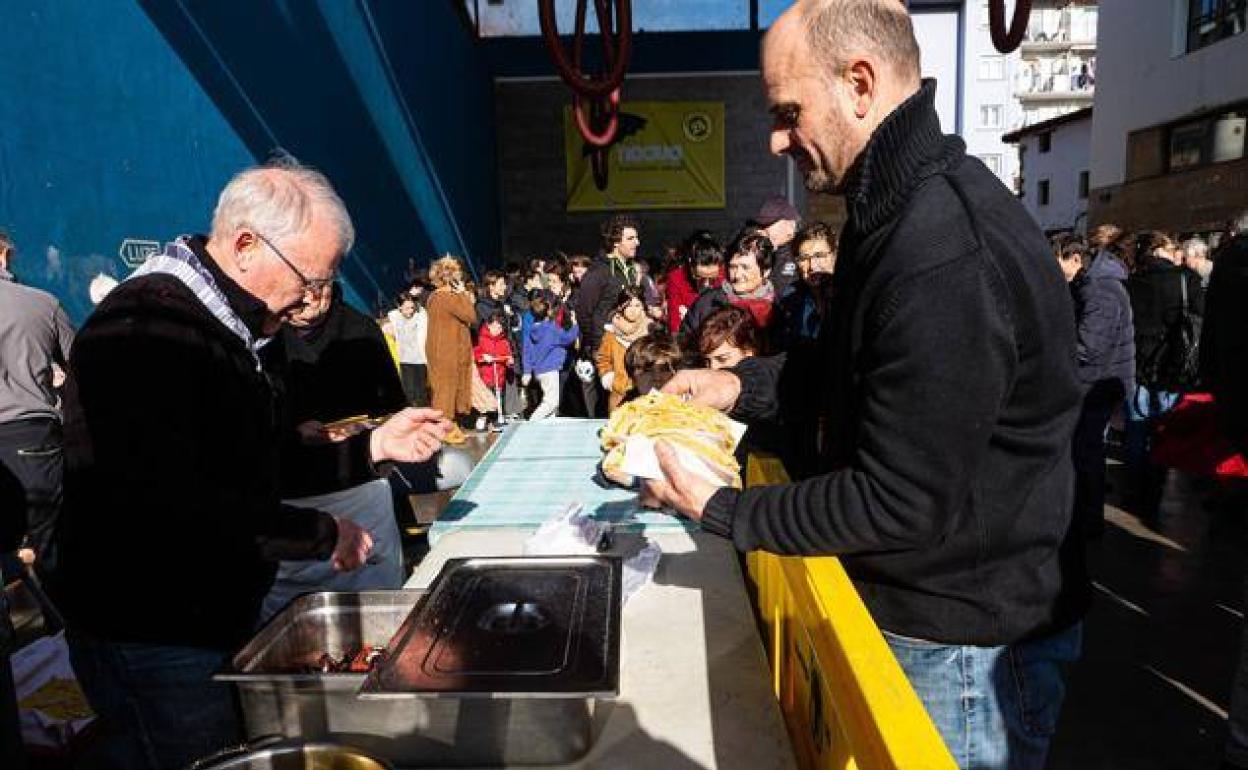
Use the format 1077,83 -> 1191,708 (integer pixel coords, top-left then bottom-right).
615,417 -> 747,485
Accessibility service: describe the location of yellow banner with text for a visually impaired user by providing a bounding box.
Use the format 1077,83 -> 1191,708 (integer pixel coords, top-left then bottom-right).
563,101 -> 725,212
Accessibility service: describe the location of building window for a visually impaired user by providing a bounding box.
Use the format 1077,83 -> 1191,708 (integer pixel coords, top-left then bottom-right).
980,104 -> 1003,129
1188,0 -> 1247,53
1169,120 -> 1207,170
979,154 -> 1003,175
1168,104 -> 1248,170
1039,132 -> 1052,153
1078,170 -> 1090,199
979,55 -> 1005,81
1038,179 -> 1050,205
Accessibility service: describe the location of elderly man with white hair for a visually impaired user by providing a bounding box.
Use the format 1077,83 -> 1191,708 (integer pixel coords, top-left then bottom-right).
1181,236 -> 1213,287
53,160 -> 451,770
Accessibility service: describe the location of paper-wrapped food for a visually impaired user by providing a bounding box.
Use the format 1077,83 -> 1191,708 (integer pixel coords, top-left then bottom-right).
600,393 -> 745,489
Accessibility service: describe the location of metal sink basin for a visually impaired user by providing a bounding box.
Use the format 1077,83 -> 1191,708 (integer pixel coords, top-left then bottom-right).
218,556 -> 621,767
362,555 -> 620,698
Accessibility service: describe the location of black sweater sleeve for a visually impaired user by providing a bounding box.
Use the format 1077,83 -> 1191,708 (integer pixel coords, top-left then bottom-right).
704,256 -> 1015,556
727,354 -> 786,423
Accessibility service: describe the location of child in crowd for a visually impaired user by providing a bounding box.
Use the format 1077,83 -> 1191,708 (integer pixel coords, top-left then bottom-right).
697,305 -> 760,370
383,293 -> 429,406
623,330 -> 688,400
595,287 -> 651,414
473,311 -> 513,431
523,297 -> 579,420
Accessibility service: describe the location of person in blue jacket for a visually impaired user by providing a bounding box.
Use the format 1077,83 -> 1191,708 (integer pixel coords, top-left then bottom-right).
1060,231 -> 1135,536
523,296 -> 579,420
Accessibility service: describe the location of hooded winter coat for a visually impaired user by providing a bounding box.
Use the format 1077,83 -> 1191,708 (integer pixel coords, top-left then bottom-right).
1070,251 -> 1135,391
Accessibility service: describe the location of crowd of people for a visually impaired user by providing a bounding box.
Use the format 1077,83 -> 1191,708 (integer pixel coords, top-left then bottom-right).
373,194 -> 836,469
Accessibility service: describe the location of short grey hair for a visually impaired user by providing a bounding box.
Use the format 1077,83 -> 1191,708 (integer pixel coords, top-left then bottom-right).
801,0 -> 921,84
211,159 -> 355,254
1230,209 -> 1248,237
1181,237 -> 1209,258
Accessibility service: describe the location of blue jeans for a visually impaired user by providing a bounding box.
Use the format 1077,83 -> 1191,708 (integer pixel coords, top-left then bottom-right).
884,623 -> 1082,770
66,629 -> 240,770
1123,385 -> 1180,475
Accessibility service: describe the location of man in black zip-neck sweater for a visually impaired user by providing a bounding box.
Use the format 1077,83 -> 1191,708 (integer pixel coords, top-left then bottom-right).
643,3 -> 1086,769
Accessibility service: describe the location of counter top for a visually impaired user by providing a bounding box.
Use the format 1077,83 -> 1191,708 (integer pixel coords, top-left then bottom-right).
405,528 -> 797,770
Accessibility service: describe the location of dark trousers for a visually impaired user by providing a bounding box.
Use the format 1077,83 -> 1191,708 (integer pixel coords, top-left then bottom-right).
1072,379 -> 1125,535
0,417 -> 63,565
67,628 -> 240,770
399,363 -> 429,407
562,368 -> 605,418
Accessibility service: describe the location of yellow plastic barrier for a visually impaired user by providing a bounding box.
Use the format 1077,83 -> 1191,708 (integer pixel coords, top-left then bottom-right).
745,454 -> 956,770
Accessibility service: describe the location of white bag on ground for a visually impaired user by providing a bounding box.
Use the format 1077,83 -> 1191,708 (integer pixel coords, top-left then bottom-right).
12,631 -> 94,749
260,478 -> 404,623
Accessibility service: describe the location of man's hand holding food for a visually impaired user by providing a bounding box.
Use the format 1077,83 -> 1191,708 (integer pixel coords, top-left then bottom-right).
639,440 -> 723,521
624,371 -> 744,519
369,407 -> 453,464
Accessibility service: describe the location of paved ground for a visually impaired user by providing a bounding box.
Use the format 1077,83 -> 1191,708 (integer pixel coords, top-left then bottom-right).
1050,457 -> 1246,769
408,429 -> 1248,768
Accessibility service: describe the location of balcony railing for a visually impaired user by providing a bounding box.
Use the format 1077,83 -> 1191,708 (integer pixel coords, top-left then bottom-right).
1015,86 -> 1096,102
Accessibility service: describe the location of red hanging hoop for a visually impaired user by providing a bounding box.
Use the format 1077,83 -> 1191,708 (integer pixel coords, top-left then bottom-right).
538,0 -> 632,101
573,89 -> 621,148
540,0 -> 633,191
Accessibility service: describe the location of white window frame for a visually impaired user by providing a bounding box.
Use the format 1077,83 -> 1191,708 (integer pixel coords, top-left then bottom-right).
979,104 -> 1004,129
979,153 -> 1004,175
979,55 -> 1006,81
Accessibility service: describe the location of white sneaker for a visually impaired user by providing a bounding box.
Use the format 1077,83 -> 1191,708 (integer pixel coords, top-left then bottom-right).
474,416 -> 487,432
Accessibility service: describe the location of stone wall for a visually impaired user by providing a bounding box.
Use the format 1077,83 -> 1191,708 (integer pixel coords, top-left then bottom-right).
1089,157 -> 1248,234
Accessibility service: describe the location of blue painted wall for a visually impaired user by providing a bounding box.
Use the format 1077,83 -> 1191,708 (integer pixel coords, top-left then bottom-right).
0,0 -> 499,323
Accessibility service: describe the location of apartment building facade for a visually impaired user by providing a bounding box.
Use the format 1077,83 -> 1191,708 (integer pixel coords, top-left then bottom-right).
1089,0 -> 1248,236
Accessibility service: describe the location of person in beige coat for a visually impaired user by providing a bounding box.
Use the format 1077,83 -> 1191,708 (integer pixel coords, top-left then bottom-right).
425,256 -> 476,444
594,287 -> 651,413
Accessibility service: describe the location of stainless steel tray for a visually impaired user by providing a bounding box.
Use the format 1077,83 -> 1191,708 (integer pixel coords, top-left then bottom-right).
361,555 -> 622,699
220,590 -> 423,685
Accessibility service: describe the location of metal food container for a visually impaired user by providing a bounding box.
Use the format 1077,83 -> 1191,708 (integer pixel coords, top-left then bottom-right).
219,556 -> 621,767
187,738 -> 394,770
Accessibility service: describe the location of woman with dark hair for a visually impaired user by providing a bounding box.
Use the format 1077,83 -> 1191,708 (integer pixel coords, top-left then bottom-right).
697,305 -> 761,370
595,286 -> 652,413
1124,229 -> 1204,506
665,231 -> 725,332
679,227 -> 776,340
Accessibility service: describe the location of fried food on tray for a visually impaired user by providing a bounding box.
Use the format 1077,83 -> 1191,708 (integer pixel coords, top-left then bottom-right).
600,393 -> 742,488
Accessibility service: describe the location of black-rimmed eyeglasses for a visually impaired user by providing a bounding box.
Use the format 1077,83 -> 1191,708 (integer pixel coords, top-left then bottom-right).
255,232 -> 335,294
